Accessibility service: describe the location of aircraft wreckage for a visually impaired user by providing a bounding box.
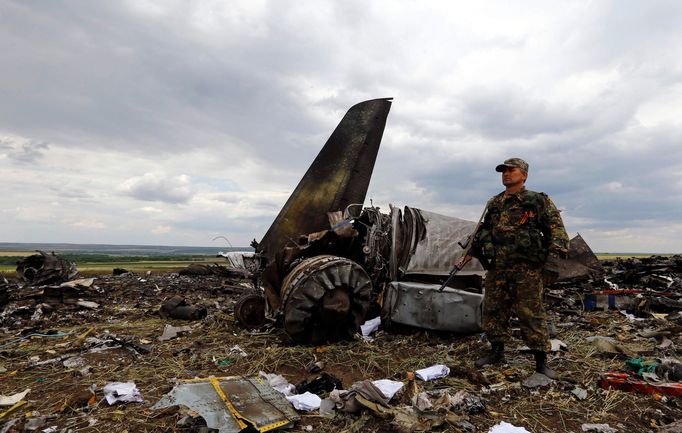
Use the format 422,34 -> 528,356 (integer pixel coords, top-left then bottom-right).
234,98 -> 601,344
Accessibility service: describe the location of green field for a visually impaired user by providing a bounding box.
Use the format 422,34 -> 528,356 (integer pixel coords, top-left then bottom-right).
0,254 -> 221,276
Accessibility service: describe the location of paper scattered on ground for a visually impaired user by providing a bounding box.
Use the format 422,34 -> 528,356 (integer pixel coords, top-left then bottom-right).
259,371 -> 296,396
360,317 -> 381,336
158,324 -> 193,341
229,345 -> 248,357
371,379 -> 404,399
103,381 -> 143,405
619,310 -> 644,322
286,391 -> 321,411
581,423 -> 618,433
550,339 -> 567,352
415,364 -> 450,381
0,388 -> 30,406
488,421 -> 532,432
572,387 -> 588,400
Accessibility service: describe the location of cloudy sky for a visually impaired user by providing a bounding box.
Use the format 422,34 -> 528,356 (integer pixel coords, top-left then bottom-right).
1,1 -> 681,252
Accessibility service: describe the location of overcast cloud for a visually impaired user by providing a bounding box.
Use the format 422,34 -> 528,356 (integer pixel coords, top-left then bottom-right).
1,0 -> 681,252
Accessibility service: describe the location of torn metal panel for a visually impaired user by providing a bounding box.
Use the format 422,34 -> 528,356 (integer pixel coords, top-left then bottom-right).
394,207 -> 485,277
217,251 -> 259,273
258,98 -> 392,260
16,251 -> 78,286
557,233 -> 605,281
382,281 -> 483,333
152,376 -> 299,433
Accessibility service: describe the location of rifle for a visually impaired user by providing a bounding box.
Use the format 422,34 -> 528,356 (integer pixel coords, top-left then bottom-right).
437,204 -> 489,292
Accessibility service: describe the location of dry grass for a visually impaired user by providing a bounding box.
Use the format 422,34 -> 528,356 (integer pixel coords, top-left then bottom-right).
1,272 -> 680,433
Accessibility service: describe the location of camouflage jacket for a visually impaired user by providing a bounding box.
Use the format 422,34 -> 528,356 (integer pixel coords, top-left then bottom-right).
474,187 -> 569,271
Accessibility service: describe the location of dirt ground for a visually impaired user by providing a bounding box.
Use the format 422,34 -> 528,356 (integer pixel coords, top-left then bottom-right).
1,270 -> 681,433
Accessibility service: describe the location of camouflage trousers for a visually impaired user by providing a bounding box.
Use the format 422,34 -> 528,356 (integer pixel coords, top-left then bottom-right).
482,263 -> 549,351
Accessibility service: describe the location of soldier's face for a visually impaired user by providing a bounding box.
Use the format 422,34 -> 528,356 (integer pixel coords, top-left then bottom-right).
501,167 -> 528,187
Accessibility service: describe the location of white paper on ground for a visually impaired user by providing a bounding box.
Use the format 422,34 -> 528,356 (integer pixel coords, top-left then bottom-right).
550,339 -> 567,352
103,381 -> 143,405
488,421 -> 533,433
371,379 -> 404,399
0,388 -> 30,406
259,371 -> 296,396
415,364 -> 450,381
286,391 -> 321,411
360,317 -> 381,336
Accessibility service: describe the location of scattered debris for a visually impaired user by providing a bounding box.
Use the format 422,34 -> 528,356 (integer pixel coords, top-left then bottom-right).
329,380 -> 393,414
229,344 -> 248,358
287,391 -> 322,411
0,389 -> 30,406
179,263 -> 248,279
360,316 -> 381,337
549,338 -> 567,352
76,300 -> 99,309
598,372 -> 682,396
2,98 -> 681,433
296,372 -> 342,395
488,421 -> 532,433
259,371 -> 296,396
159,295 -> 207,320
415,364 -> 450,381
153,376 -> 300,432
60,278 -> 95,289
571,387 -> 588,400
658,420 -> 682,433
62,356 -> 86,369
581,424 -> 618,433
522,372 -> 554,388
158,324 -> 193,341
103,381 -> 143,405
371,379 -> 404,400
16,251 -> 78,285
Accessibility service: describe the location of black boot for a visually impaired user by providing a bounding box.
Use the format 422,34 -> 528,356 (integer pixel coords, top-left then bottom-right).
533,350 -> 557,379
475,342 -> 505,368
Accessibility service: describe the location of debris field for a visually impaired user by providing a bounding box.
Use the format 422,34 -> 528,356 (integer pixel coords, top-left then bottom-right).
1,255 -> 682,433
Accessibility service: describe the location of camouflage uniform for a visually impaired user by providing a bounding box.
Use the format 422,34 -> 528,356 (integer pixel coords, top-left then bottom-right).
476,188 -> 569,351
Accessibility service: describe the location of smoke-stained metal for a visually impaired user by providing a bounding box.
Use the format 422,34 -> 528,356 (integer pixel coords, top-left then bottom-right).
557,233 -> 605,281
280,255 -> 372,344
16,251 -> 78,286
258,98 -> 392,260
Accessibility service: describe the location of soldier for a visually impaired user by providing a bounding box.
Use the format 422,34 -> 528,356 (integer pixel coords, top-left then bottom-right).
461,158 -> 569,378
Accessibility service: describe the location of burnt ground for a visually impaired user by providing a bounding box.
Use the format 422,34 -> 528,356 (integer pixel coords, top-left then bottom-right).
1,271 -> 681,433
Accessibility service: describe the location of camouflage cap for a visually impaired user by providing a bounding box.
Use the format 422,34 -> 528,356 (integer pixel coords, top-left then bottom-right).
495,157 -> 529,173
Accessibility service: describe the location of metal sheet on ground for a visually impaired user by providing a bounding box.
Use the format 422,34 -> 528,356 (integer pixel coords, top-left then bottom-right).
152,376 -> 299,433
382,281 -> 483,333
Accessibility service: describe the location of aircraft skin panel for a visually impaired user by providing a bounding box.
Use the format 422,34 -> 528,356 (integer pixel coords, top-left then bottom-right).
258,98 -> 392,259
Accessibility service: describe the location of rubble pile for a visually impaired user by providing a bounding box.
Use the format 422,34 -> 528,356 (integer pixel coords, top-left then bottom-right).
0,256 -> 681,433
552,254 -> 682,316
